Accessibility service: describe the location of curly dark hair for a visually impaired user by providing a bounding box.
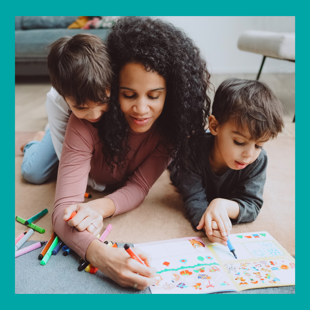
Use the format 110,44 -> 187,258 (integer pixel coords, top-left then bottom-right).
98,16 -> 211,170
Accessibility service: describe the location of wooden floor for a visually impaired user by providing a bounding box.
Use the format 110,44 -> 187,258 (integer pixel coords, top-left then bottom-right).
15,73 -> 295,137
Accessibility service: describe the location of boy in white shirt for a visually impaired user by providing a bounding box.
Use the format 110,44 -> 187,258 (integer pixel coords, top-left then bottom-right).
20,33 -> 112,189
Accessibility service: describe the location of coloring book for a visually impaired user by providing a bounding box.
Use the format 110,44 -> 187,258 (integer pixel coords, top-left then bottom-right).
135,231 -> 295,294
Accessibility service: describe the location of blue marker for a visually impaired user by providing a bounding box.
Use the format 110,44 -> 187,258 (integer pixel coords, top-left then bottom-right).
52,240 -> 64,255
62,245 -> 72,256
227,237 -> 237,259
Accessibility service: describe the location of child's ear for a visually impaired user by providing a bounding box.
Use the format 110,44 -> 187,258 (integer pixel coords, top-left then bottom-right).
106,87 -> 111,98
208,115 -> 219,136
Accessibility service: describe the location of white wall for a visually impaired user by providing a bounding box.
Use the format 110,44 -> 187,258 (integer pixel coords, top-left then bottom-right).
154,16 -> 295,74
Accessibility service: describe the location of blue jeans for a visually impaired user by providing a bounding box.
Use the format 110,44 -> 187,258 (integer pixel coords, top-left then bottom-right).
21,129 -> 59,184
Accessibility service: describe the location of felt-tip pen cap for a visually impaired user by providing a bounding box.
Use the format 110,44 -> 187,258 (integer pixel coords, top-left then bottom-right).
124,244 -> 130,250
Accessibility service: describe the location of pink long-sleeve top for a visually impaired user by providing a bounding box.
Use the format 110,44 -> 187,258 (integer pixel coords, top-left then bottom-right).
52,114 -> 171,259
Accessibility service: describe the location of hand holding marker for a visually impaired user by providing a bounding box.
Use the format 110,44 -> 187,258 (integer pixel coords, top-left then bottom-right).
211,220 -> 237,259
66,211 -> 113,271
124,244 -> 147,266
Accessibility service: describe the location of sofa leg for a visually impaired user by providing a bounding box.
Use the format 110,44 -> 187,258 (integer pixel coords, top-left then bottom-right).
293,115 -> 295,123
256,56 -> 266,81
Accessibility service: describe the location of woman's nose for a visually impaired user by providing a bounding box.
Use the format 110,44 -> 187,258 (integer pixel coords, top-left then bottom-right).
133,98 -> 150,115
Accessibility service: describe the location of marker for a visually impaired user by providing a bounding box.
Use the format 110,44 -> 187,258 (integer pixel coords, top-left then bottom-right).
15,241 -> 47,258
16,216 -> 45,234
98,224 -> 113,242
38,232 -> 56,260
52,240 -> 64,255
227,237 -> 237,259
15,229 -> 34,251
124,244 -> 147,266
65,212 -> 77,222
78,224 -> 113,272
25,208 -> 48,225
84,193 -> 92,198
40,236 -> 59,265
15,232 -> 27,244
62,245 -> 72,256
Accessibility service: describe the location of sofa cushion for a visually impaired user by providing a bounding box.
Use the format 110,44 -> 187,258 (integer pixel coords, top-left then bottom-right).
22,16 -> 78,30
15,28 -> 111,60
238,31 -> 295,61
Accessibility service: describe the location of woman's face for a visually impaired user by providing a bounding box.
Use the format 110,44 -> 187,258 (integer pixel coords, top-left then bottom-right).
119,62 -> 166,133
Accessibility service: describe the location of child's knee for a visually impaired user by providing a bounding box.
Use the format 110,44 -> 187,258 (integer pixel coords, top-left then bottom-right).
21,165 -> 48,185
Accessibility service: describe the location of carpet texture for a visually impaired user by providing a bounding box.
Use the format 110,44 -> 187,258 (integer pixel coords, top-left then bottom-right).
15,132 -> 295,294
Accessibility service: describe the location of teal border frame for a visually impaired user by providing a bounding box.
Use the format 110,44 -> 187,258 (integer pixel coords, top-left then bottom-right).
9,1 -> 301,308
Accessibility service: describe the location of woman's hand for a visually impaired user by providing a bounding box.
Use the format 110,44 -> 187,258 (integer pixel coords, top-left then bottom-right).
63,203 -> 104,236
87,240 -> 157,290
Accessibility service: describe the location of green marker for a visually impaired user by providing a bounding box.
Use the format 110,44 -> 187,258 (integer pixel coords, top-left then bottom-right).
40,236 -> 59,266
16,216 -> 45,234
25,208 -> 48,225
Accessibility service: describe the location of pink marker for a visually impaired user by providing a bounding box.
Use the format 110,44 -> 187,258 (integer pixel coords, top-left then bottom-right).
90,224 -> 113,275
15,232 -> 27,245
99,224 -> 113,242
15,241 -> 47,258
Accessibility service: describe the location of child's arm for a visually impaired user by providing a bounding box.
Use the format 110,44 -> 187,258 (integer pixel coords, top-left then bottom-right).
169,160 -> 209,229
45,87 -> 70,159
229,150 -> 268,224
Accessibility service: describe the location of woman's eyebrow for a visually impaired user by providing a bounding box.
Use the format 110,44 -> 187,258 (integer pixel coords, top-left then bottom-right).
119,87 -> 134,90
119,87 -> 165,91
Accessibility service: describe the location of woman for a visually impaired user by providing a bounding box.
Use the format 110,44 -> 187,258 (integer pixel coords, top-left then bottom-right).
53,16 -> 211,289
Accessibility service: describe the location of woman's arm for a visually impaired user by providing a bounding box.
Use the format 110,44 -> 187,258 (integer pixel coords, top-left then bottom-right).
86,143 -> 171,218
52,114 -> 97,259
52,114 -> 156,289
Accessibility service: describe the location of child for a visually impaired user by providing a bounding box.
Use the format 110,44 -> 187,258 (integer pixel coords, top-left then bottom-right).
170,78 -> 284,246
20,33 -> 112,188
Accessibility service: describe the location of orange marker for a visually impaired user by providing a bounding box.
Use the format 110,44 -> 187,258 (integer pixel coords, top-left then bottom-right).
124,244 -> 147,266
84,193 -> 92,198
38,232 -> 56,260
65,212 -> 77,222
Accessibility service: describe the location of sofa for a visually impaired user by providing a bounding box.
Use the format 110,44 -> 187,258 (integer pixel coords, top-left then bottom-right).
15,16 -> 111,76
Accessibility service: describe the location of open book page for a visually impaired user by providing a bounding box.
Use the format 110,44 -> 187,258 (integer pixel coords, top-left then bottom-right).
135,231 -> 295,294
204,231 -> 295,291
135,237 -> 236,294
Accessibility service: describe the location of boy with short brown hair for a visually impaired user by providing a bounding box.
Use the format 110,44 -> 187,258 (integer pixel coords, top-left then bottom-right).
21,33 -> 112,187
170,78 -> 284,245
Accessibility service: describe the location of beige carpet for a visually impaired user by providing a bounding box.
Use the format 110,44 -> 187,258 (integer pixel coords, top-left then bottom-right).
15,132 -> 295,255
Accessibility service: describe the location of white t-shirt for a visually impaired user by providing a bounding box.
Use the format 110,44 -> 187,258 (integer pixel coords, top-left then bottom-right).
45,87 -> 106,192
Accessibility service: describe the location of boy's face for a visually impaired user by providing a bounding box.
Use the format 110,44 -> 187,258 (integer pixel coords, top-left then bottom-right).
65,97 -> 109,123
209,116 -> 268,173
118,62 -> 166,133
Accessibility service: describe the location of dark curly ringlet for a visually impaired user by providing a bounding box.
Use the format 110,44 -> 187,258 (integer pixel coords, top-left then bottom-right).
212,78 -> 284,140
47,33 -> 113,106
99,16 -> 212,170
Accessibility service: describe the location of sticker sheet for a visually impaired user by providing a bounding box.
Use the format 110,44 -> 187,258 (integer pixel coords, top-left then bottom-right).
207,231 -> 295,291
135,231 -> 295,294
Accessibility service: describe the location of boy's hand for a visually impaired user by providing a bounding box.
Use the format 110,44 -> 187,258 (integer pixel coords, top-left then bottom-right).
196,198 -> 232,246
